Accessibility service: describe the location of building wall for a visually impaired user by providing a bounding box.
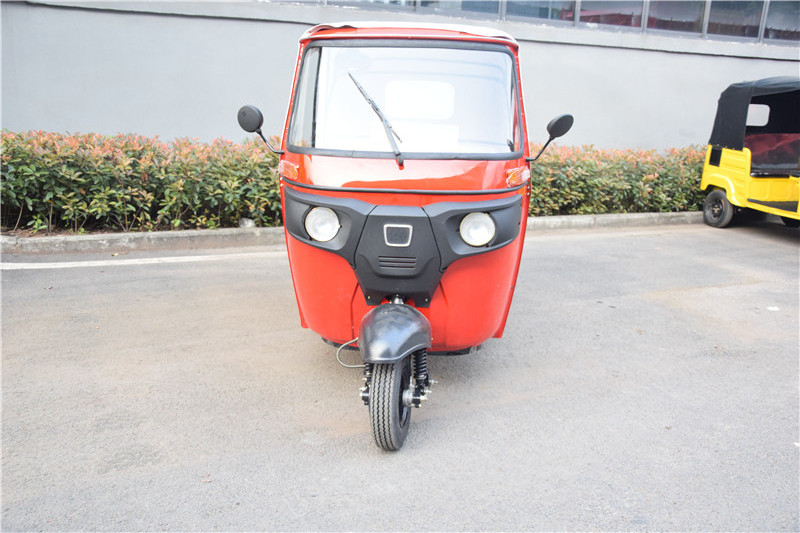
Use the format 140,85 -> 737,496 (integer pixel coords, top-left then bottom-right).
2,0 -> 798,149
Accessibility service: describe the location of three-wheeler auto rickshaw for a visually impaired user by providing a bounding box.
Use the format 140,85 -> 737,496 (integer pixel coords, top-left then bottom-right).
701,76 -> 800,228
238,22 -> 572,450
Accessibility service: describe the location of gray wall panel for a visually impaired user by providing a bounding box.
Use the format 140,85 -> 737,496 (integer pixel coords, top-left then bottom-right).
3,1 -> 798,149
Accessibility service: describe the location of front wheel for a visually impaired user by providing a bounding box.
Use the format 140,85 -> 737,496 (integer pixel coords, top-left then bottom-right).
369,357 -> 412,451
703,189 -> 735,228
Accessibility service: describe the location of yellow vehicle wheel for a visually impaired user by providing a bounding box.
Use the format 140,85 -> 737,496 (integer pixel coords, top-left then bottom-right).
703,190 -> 735,228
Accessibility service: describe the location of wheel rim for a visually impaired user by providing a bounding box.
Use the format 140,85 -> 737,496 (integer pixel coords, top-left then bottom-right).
707,199 -> 723,221
398,358 -> 411,428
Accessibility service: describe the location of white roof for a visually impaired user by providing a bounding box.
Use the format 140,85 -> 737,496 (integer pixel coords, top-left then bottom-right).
301,21 -> 516,43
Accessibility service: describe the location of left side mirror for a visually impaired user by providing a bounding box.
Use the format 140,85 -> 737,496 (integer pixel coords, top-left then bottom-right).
546,114 -> 574,139
238,105 -> 264,133
527,113 -> 574,163
237,105 -> 283,155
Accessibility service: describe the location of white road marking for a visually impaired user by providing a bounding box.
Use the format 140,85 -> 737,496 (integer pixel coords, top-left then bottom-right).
1,251 -> 284,270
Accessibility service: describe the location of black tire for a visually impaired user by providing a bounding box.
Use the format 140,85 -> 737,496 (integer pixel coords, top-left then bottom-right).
780,216 -> 800,228
369,358 -> 412,451
703,189 -> 735,228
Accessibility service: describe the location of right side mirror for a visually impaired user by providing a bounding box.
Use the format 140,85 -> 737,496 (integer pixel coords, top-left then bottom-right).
546,114 -> 574,139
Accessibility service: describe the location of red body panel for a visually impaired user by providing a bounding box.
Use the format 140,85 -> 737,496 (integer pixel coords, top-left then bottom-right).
281,155 -> 524,191
282,180 -> 529,351
277,24 -> 531,352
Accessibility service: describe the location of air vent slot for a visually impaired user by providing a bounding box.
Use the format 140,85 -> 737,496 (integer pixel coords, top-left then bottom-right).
379,256 -> 416,269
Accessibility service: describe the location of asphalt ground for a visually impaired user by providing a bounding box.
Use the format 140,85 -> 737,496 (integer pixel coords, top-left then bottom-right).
1,216 -> 798,531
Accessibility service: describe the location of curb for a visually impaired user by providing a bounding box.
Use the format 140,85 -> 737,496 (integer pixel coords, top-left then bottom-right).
526,211 -> 703,230
1,227 -> 287,255
1,212 -> 702,255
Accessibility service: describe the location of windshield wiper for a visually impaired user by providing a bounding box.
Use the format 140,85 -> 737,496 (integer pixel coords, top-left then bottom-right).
348,72 -> 404,169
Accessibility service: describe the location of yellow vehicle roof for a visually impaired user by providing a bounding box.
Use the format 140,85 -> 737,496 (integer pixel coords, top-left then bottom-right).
709,76 -> 800,150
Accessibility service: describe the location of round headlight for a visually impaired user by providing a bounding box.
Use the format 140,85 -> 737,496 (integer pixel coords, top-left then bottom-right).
304,207 -> 340,242
459,212 -> 495,247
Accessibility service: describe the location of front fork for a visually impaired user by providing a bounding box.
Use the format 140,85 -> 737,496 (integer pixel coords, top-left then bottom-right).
358,296 -> 435,408
360,348 -> 435,407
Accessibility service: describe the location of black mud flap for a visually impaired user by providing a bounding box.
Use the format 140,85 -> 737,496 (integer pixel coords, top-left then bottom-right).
359,304 -> 432,364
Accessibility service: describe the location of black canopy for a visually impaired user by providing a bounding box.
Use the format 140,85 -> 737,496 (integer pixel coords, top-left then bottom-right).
708,76 -> 800,150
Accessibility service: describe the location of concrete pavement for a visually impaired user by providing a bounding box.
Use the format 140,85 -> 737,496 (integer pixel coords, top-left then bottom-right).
2,218 -> 797,530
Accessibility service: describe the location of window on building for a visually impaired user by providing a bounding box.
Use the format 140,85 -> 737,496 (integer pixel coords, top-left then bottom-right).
319,0 -> 799,42
764,0 -> 800,41
419,0 -> 500,15
579,1 -> 644,28
327,0 -> 415,8
707,0 -> 765,38
647,1 -> 705,32
506,1 -> 576,22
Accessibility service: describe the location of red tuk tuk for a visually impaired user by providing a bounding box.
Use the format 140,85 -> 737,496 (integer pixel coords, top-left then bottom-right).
239,22 -> 572,450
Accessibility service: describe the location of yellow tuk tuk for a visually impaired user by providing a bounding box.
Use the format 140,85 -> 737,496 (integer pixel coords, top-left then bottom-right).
700,77 -> 799,228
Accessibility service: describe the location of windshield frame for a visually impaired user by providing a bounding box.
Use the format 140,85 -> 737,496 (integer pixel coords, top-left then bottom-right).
286,39 -> 524,161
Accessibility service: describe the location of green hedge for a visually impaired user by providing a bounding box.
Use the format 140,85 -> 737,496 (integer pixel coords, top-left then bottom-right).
529,144 -> 705,216
1,131 -> 704,233
1,131 -> 281,233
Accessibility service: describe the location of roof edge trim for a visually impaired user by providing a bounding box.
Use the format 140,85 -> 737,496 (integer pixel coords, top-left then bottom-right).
301,21 -> 517,44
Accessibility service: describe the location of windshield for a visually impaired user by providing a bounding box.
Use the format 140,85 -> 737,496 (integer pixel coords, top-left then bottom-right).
288,43 -> 521,158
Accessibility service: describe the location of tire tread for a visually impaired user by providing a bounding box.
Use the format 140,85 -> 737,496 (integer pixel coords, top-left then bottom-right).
368,361 -> 408,451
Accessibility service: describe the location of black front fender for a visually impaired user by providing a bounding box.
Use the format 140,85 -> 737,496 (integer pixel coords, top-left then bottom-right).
359,305 -> 432,364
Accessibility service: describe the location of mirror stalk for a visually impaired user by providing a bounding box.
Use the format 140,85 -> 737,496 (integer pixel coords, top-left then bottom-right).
256,129 -> 284,155
526,137 -> 554,163
526,113 -> 574,164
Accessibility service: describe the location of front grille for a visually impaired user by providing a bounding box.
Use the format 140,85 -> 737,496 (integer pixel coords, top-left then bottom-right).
378,256 -> 417,270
